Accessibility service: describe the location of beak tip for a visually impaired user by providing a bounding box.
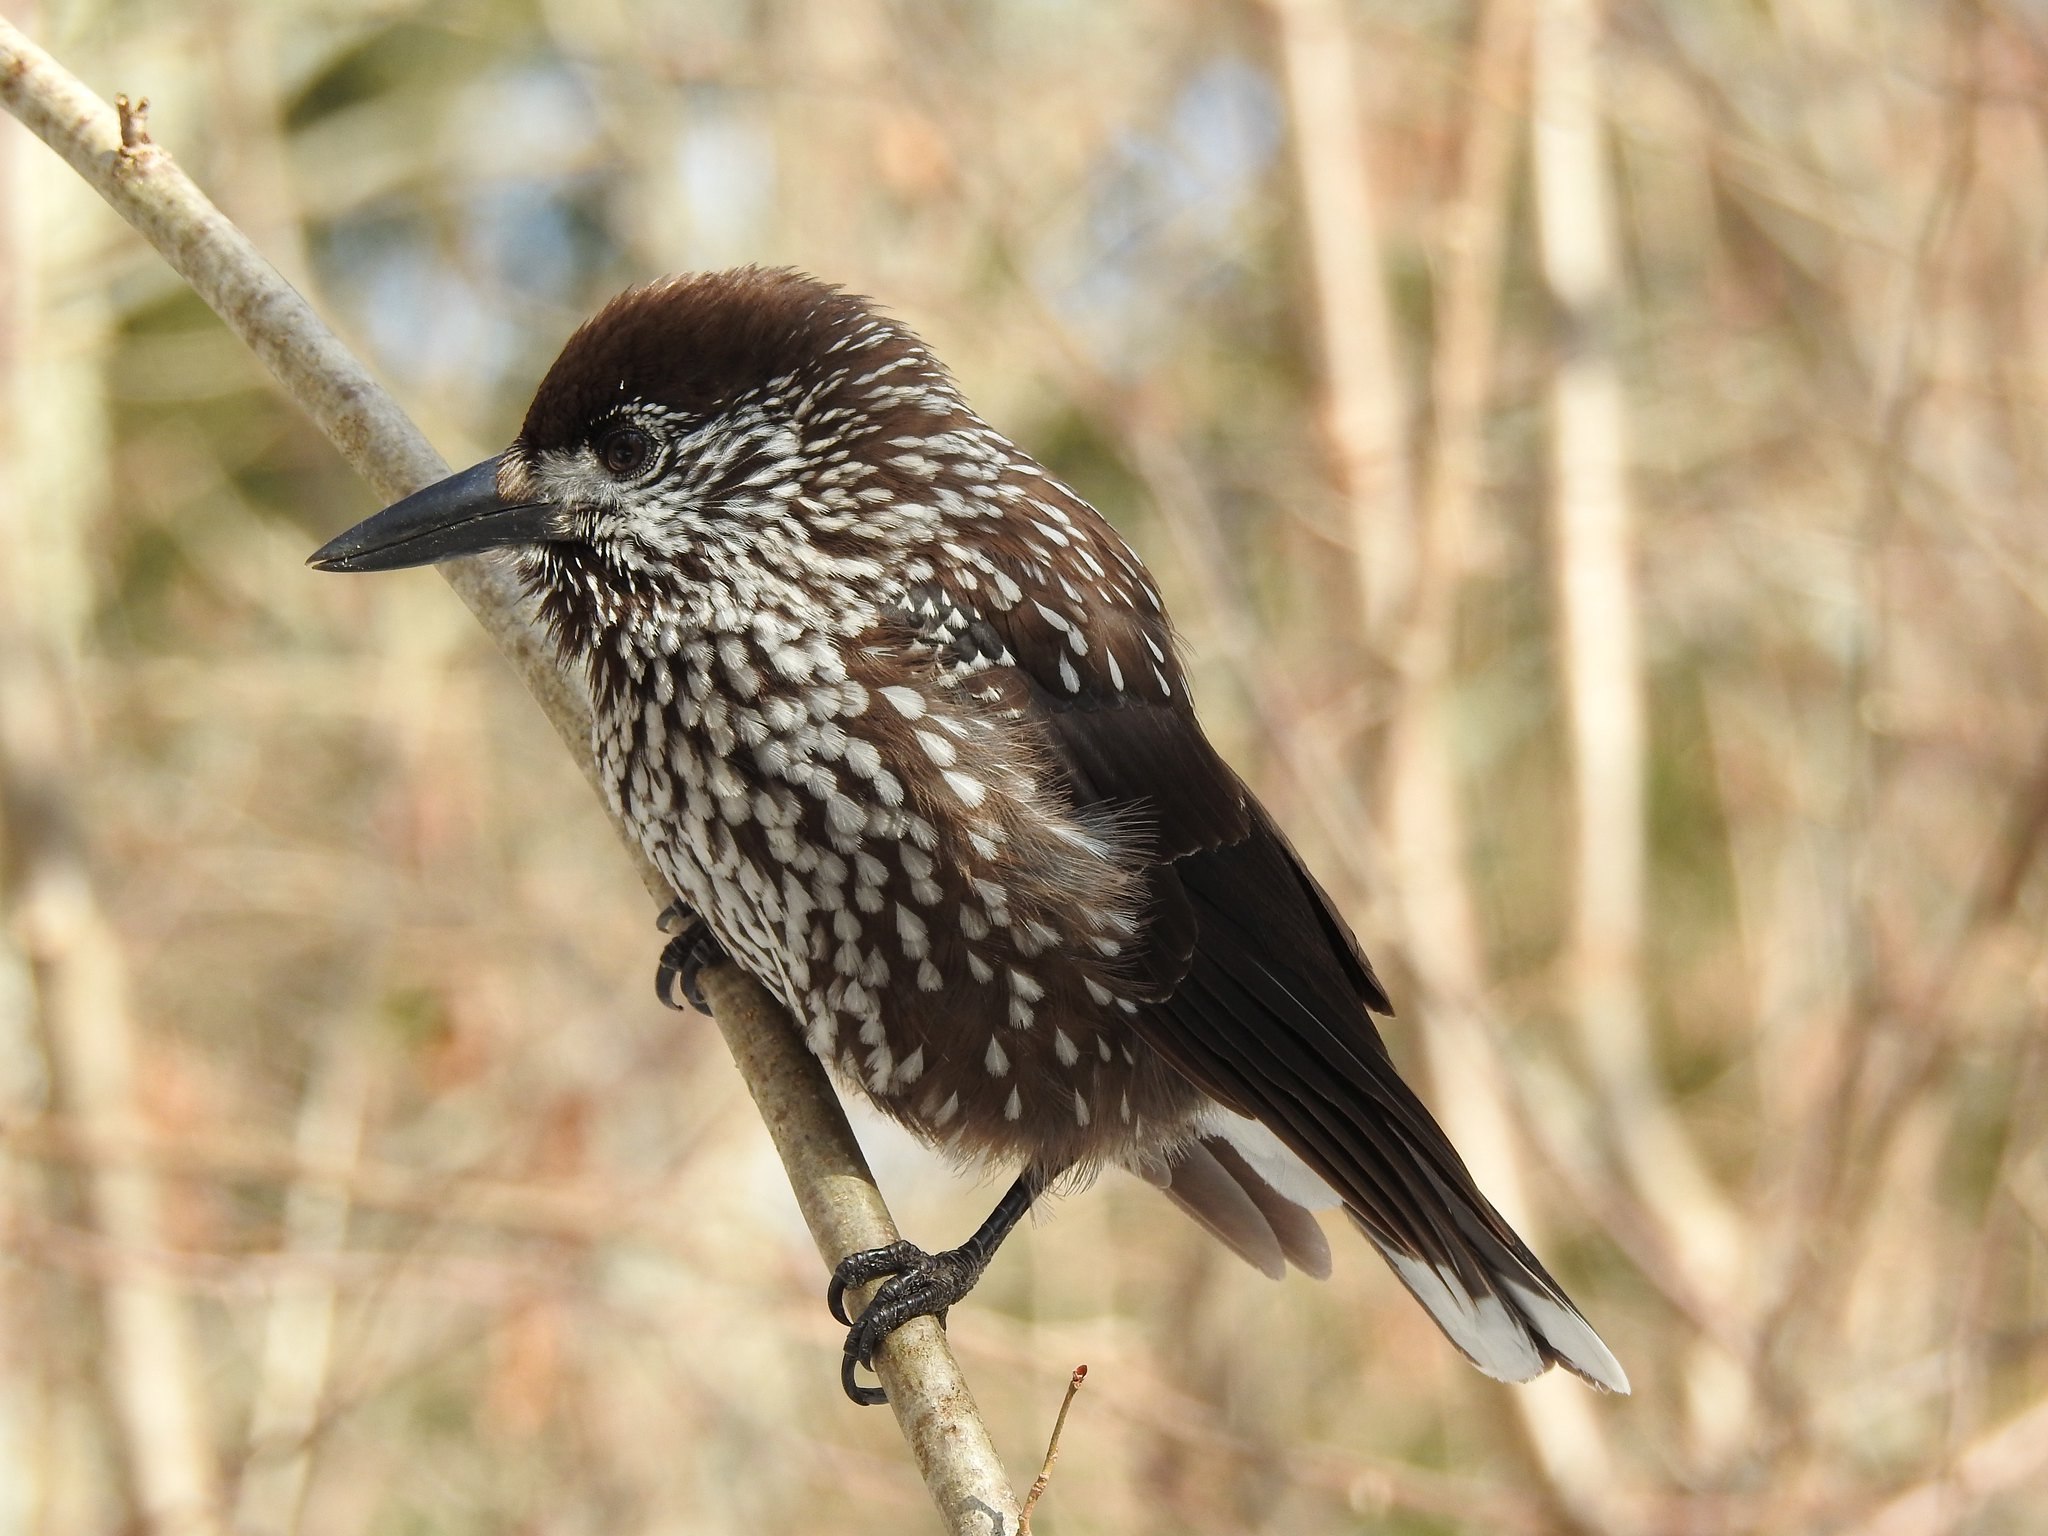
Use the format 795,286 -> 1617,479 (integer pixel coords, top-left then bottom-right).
304,455 -> 545,576
305,543 -> 351,573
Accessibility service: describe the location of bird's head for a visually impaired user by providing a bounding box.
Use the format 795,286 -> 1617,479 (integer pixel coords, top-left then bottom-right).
310,268 -> 980,623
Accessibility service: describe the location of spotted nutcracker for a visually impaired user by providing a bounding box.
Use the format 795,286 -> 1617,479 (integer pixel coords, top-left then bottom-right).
311,267 -> 1629,1406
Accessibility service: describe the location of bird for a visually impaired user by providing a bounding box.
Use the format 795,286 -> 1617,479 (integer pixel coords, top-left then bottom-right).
310,266 -> 1629,1406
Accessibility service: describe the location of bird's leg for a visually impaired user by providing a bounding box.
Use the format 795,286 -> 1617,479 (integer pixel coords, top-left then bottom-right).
653,899 -> 729,1012
828,1169 -> 1053,1406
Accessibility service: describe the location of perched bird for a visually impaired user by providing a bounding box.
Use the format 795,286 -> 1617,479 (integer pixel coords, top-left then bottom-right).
311,267 -> 1628,1405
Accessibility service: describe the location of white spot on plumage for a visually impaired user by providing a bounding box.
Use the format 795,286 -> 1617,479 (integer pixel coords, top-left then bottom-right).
825,793 -> 865,840
985,1037 -> 1009,1076
943,770 -> 988,807
914,729 -> 957,767
1053,1029 -> 1079,1066
1083,977 -> 1113,1008
1058,654 -> 1080,694
1004,1088 -> 1022,1121
966,951 -> 995,983
896,904 -> 929,957
1018,919 -> 1060,955
881,685 -> 924,719
864,1045 -> 894,1091
716,634 -> 761,698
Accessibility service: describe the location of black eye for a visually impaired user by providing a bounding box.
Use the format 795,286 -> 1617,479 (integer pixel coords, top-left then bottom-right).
596,425 -> 654,478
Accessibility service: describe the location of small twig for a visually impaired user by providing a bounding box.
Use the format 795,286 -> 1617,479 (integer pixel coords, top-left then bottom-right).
1017,1365 -> 1086,1535
114,92 -> 151,153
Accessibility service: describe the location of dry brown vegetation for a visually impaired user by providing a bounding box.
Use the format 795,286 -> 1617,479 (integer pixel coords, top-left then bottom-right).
3,1 -> 2047,1532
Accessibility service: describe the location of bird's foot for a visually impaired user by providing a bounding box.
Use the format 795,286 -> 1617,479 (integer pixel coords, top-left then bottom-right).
654,901 -> 727,1012
828,1240 -> 989,1406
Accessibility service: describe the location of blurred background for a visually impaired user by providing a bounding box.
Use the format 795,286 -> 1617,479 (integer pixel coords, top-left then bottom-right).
3,0 -> 2047,1531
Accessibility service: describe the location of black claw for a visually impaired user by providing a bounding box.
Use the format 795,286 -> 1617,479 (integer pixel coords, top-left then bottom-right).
654,914 -> 728,1012
827,1240 -> 987,1407
655,899 -> 695,936
841,1351 -> 888,1407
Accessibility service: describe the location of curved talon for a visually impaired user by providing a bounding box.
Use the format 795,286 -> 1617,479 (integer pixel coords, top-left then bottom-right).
841,1349 -> 888,1407
654,920 -> 728,1012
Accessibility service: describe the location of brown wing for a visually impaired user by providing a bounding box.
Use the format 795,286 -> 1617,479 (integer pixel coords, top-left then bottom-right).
907,505 -> 1627,1391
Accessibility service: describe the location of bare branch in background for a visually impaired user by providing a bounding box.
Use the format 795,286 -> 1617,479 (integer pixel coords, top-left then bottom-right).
1269,0 -> 1416,645
0,19 -> 1019,1532
0,74 -> 224,1536
1844,1389 -> 2048,1536
233,1032 -> 370,1536
1530,0 -> 1750,1393
1376,3 -> 1637,1526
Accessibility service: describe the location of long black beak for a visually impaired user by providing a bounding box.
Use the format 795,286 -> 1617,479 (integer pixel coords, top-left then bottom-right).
308,455 -> 554,573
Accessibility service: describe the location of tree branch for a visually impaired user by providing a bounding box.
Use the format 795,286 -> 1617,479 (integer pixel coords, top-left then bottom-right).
0,18 -> 1020,1533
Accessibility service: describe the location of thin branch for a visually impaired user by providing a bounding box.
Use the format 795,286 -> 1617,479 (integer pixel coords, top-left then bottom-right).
1017,1364 -> 1085,1535
0,19 -> 1019,1532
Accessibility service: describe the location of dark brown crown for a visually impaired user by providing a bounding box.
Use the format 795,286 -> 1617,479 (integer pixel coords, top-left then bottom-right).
519,267 -> 903,450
